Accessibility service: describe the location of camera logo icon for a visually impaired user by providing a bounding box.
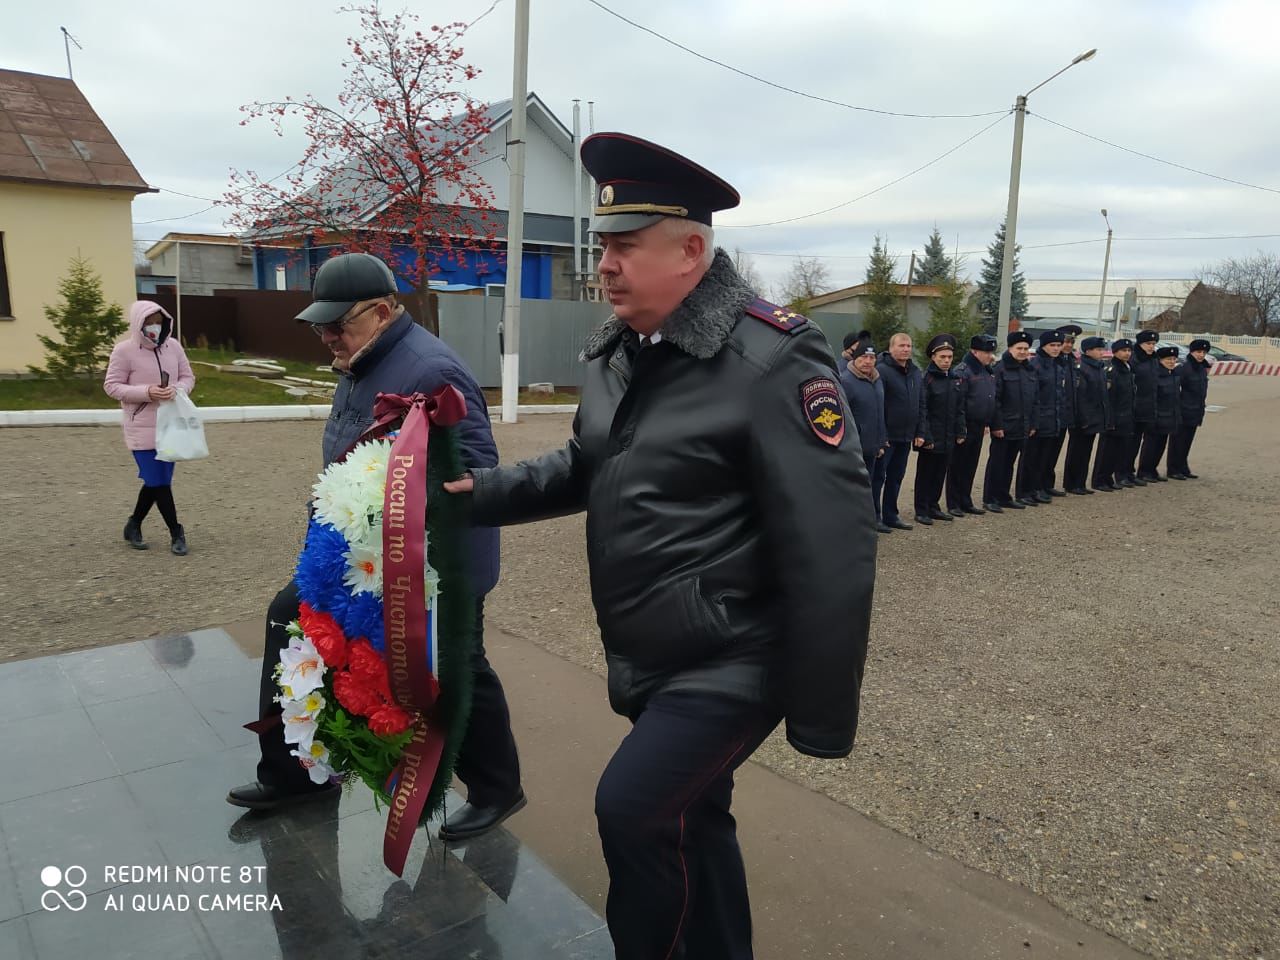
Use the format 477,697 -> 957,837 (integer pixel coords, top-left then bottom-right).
40,866 -> 88,912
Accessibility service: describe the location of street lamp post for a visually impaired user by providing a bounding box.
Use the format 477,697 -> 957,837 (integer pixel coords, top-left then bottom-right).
995,48 -> 1097,346
1096,208 -> 1115,335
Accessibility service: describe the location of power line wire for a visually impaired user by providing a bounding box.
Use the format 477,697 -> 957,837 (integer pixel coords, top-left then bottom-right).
741,232 -> 1280,260
582,0 -> 1008,120
721,113 -> 1010,229
1031,112 -> 1280,196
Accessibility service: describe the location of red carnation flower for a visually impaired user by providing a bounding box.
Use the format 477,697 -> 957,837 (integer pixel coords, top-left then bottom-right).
333,670 -> 383,718
298,602 -> 347,669
346,640 -> 387,684
368,704 -> 414,737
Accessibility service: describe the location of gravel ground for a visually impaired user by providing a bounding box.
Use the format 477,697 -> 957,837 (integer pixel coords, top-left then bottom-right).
2,376 -> 1277,960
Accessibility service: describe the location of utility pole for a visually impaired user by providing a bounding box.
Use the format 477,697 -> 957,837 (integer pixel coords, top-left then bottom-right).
175,240 -> 182,344
996,49 -> 1097,345
61,27 -> 82,80
501,0 -> 530,424
1097,208 -> 1115,335
572,100 -> 583,300
904,251 -> 916,320
585,101 -> 597,291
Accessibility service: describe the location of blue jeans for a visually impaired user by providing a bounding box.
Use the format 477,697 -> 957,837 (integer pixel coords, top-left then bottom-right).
878,440 -> 912,522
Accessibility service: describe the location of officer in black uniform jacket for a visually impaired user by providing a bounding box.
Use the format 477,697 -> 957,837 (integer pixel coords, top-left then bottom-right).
947,334 -> 997,516
448,133 -> 877,960
912,334 -> 967,524
1138,345 -> 1183,480
1043,323 -> 1082,494
1066,336 -> 1112,492
1018,330 -> 1068,505
1094,338 -> 1137,489
983,330 -> 1039,511
1167,338 -> 1211,479
1125,329 -> 1160,484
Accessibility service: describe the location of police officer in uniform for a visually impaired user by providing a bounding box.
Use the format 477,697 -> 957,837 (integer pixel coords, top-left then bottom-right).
1094,338 -> 1136,489
946,334 -> 997,516
1018,329 -> 1067,505
1125,329 -> 1161,484
1066,335 -> 1111,493
446,133 -> 877,959
1167,338 -> 1211,479
983,330 -> 1039,512
1138,345 -> 1182,480
912,334 -> 966,524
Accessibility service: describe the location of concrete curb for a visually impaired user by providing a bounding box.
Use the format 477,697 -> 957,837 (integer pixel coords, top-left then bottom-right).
0,403 -> 577,427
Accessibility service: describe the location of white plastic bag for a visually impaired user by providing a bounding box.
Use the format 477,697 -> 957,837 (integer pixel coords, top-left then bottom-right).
155,389 -> 209,462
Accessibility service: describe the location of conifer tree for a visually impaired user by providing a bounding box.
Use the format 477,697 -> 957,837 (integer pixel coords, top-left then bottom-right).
975,219 -> 1027,328
912,227 -> 954,285
862,234 -> 904,349
31,254 -> 126,379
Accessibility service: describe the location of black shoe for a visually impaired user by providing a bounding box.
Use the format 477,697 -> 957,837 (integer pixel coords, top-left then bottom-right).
914,513 -> 934,526
949,508 -> 967,518
983,502 -> 1004,513
1129,476 -> 1149,487
929,509 -> 954,522
964,505 -> 987,515
226,780 -> 340,811
1016,496 -> 1039,507
170,524 -> 188,556
1035,491 -> 1053,504
1168,473 -> 1187,480
1094,484 -> 1118,492
886,518 -> 914,531
1047,488 -> 1067,498
1066,487 -> 1089,495
123,518 -> 148,550
1152,474 -> 1168,483
875,522 -> 894,534
1184,472 -> 1199,479
439,791 -> 527,842
1002,499 -> 1026,510
1117,479 -> 1136,488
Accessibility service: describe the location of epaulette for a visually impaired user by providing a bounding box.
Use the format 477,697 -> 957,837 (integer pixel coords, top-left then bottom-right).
744,297 -> 808,334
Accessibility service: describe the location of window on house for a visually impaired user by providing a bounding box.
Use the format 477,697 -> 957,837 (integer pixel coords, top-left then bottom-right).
0,233 -> 12,317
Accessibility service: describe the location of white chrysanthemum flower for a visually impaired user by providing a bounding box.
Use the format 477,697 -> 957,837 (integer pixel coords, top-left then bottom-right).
343,540 -> 383,595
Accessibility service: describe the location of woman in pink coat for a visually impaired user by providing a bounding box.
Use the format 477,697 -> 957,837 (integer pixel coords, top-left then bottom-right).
103,301 -> 196,554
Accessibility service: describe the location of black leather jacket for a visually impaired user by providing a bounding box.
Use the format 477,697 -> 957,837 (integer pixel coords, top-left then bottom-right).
468,251 -> 878,759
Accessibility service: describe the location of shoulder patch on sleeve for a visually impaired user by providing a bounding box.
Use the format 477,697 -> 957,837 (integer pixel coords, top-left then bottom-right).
800,376 -> 845,447
745,297 -> 809,334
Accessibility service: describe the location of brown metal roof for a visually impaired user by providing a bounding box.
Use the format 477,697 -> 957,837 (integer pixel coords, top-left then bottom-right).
0,68 -> 151,193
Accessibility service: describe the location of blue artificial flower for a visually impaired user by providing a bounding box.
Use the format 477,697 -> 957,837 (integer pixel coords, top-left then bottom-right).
294,520 -> 350,613
342,589 -> 385,652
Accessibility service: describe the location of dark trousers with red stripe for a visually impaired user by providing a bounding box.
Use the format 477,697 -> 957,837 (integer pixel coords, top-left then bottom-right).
596,690 -> 780,960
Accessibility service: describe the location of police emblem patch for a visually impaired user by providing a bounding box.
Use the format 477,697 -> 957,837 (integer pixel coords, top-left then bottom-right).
800,377 -> 845,447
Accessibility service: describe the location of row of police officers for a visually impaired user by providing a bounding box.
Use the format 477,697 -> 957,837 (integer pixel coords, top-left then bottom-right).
839,324 -> 1212,528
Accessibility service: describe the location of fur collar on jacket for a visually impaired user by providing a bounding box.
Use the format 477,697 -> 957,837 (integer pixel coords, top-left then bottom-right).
847,360 -> 879,383
581,248 -> 755,361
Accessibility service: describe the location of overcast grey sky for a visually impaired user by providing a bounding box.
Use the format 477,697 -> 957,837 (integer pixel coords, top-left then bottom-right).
6,0 -> 1279,293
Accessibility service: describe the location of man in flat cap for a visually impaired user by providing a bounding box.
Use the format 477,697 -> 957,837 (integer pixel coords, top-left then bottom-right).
912,334 -> 966,524
1167,339 -> 1211,479
947,334 -> 998,516
1124,329 -> 1161,485
230,253 -> 526,845
445,133 -> 877,959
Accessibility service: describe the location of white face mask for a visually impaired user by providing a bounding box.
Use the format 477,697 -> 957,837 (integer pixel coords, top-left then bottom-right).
144,323 -> 163,341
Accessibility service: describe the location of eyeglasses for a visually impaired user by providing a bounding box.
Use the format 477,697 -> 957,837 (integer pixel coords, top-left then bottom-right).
308,302 -> 377,337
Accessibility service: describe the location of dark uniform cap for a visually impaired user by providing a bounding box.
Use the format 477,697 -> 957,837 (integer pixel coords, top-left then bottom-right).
971,334 -> 998,351
1040,330 -> 1066,346
295,253 -> 398,325
842,331 -> 861,351
1189,338 -> 1211,352
1111,338 -> 1134,351
1007,331 -> 1033,347
581,132 -> 740,234
1155,345 -> 1180,359
926,334 -> 957,355
1135,329 -> 1160,344
1056,324 -> 1084,337
1080,336 -> 1108,352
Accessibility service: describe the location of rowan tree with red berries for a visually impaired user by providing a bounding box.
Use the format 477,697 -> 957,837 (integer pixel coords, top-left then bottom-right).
224,3 -> 498,333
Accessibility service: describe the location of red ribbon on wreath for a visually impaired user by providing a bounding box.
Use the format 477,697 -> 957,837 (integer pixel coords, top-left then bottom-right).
356,387 -> 466,876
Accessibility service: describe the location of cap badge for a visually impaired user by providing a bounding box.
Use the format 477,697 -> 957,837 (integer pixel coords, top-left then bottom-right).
599,184 -> 615,207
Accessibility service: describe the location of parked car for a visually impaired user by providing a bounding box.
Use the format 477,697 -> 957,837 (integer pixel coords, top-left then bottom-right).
1154,341 -> 1246,363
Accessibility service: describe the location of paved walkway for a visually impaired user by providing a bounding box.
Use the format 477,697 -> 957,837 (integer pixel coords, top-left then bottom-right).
0,620 -> 1153,959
